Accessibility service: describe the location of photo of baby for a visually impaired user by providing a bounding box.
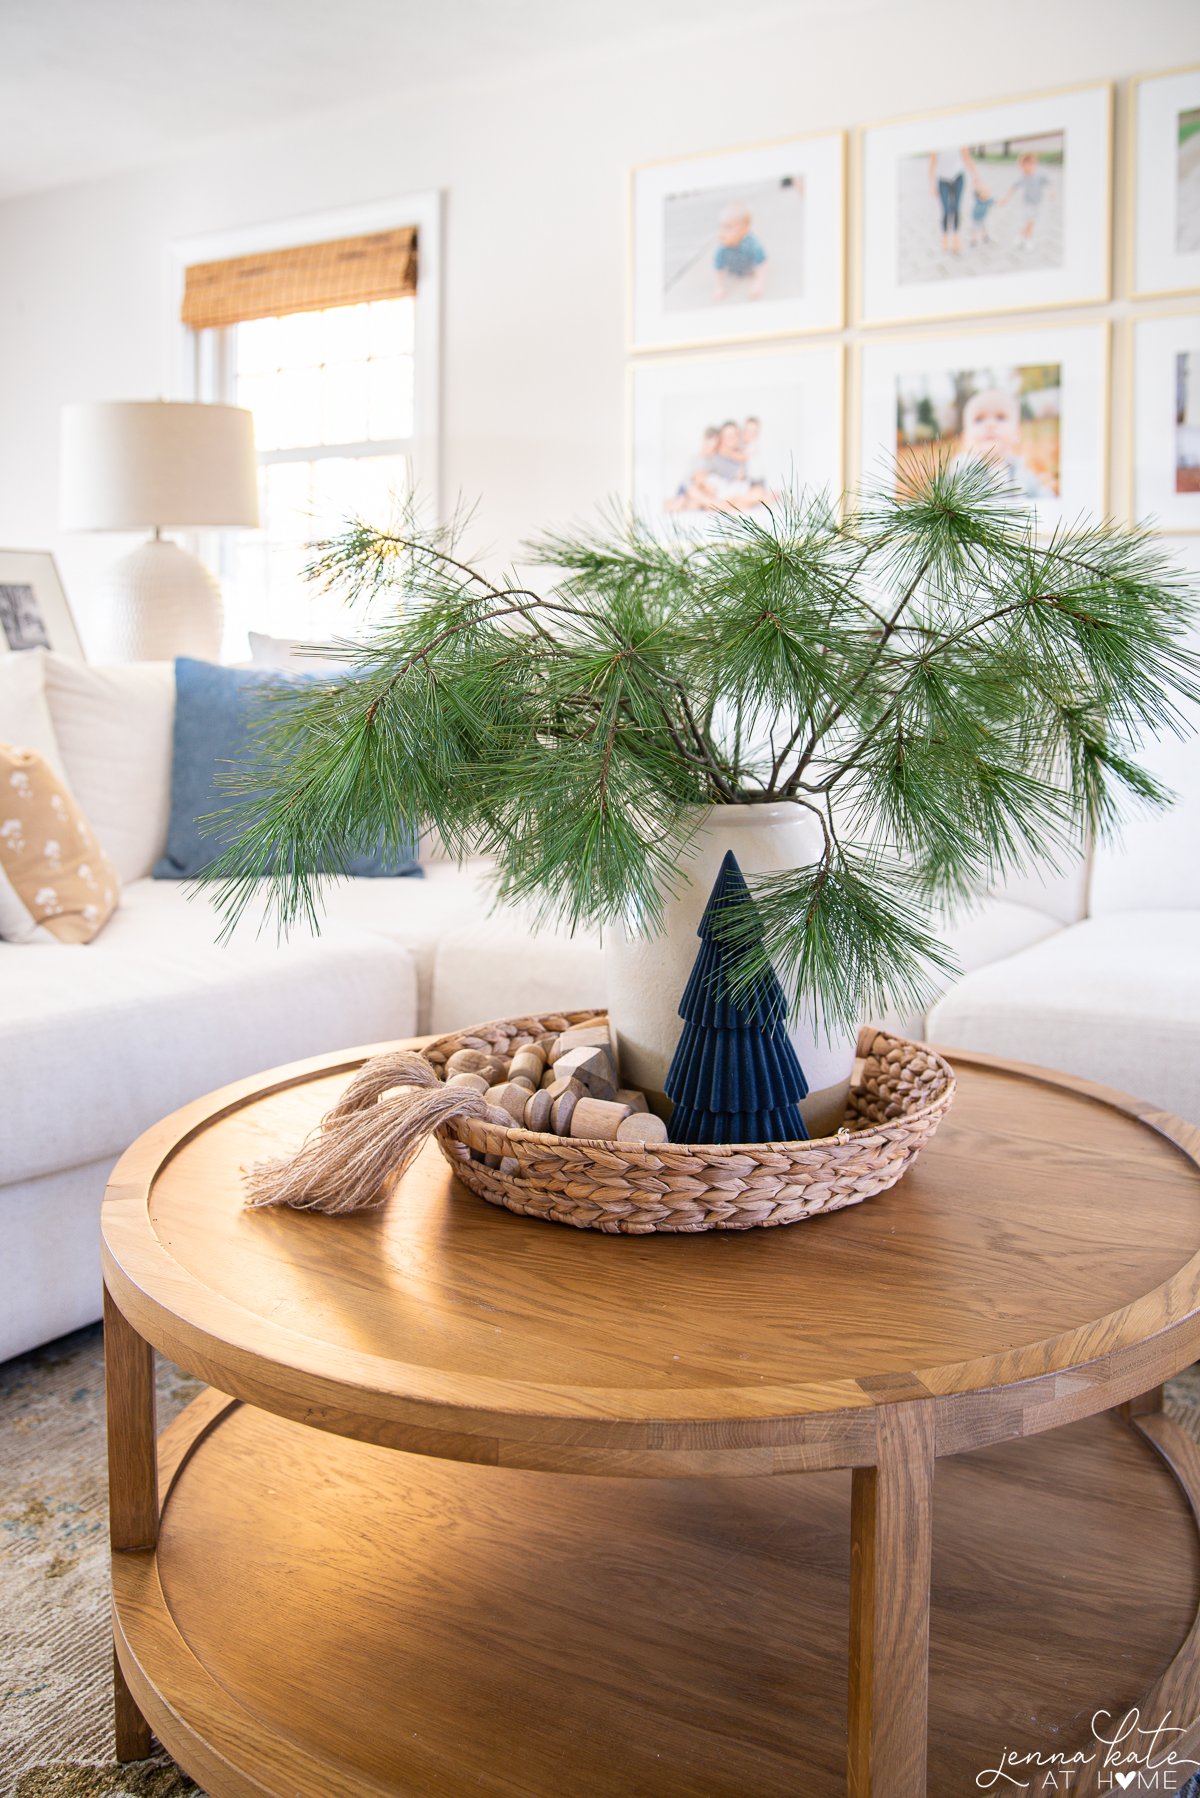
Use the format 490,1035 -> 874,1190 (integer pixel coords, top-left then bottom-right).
662,175 -> 805,315
894,362 -> 1062,499
1176,350 -> 1200,495
1178,107 -> 1200,255
664,417 -> 778,515
896,130 -> 1064,287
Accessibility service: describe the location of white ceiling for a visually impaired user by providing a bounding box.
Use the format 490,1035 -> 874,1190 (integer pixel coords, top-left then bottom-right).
0,0 -> 808,202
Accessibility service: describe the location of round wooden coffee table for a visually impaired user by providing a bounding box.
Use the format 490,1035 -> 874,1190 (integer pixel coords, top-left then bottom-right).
101,1039 -> 1200,1797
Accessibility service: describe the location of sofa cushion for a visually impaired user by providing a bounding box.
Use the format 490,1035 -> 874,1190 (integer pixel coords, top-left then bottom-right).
432,907 -> 607,1035
0,745 -> 119,943
879,895 -> 1064,1039
0,910 -> 417,1184
928,911 -> 1200,1124
1088,724 -> 1200,917
140,859 -> 496,1034
0,649 -> 65,779
42,654 -> 175,883
154,657 -> 421,881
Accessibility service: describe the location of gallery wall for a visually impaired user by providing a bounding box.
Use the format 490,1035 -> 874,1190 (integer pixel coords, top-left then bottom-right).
0,0 -> 1196,645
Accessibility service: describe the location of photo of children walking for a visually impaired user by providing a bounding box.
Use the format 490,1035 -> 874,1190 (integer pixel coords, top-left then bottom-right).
894,361 -> 1062,498
662,174 -> 805,314
897,130 -> 1064,285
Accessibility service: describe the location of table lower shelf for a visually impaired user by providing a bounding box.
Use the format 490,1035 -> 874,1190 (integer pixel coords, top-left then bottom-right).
114,1393 -> 1200,1798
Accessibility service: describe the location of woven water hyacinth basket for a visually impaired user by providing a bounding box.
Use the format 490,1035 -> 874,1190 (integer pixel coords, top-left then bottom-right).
423,1011 -> 955,1234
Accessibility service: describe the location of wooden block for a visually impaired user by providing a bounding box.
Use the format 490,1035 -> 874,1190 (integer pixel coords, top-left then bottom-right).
616,1088 -> 649,1114
553,1023 -> 612,1057
523,1088 -> 554,1133
549,1088 -> 580,1135
446,1071 -> 489,1094
615,1112 -> 668,1145
485,1083 -> 529,1123
570,1097 -> 632,1140
509,1046 -> 547,1086
553,1046 -> 617,1101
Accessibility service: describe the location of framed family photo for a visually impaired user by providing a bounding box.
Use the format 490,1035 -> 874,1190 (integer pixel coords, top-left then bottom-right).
858,323 -> 1109,531
0,550 -> 83,658
1131,64 -> 1200,299
859,84 -> 1112,326
1132,314 -> 1200,533
629,345 -> 844,536
629,132 -> 845,352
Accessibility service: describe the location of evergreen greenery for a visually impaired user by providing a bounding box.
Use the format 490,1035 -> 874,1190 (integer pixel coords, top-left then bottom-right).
205,460 -> 1200,1034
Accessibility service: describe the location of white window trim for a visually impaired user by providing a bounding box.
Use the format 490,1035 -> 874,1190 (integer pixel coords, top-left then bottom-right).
168,191 -> 442,525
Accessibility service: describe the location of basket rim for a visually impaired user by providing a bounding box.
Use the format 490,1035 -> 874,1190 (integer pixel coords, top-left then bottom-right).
424,1014 -> 956,1154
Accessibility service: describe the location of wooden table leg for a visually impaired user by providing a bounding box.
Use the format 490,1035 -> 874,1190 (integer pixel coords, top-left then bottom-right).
104,1283 -> 158,1761
847,1400 -> 935,1798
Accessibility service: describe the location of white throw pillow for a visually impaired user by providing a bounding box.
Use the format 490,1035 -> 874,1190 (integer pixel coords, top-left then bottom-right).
0,651 -> 66,779
42,655 -> 175,884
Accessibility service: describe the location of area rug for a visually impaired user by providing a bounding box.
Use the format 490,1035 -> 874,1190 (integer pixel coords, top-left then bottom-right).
4,1324 -> 1200,1798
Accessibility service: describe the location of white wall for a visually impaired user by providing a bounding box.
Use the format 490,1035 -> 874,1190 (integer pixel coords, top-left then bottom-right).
0,0 -> 1197,646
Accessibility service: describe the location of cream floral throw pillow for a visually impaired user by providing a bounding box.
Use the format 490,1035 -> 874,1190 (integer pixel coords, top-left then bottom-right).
0,743 -> 119,944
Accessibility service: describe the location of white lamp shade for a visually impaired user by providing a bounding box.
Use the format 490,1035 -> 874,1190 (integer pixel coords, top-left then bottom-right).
59,400 -> 259,531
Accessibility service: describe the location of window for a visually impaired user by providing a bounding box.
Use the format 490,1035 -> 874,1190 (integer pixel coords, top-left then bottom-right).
225,297 -> 416,645
178,200 -> 439,656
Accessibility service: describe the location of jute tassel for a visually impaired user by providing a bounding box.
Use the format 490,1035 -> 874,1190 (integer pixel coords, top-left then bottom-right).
245,1049 -> 495,1214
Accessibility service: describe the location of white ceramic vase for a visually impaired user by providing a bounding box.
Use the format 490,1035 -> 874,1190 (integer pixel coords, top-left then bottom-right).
604,802 -> 858,1140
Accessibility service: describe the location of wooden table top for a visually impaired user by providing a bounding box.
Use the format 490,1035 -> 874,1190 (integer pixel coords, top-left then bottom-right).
102,1040 -> 1200,1476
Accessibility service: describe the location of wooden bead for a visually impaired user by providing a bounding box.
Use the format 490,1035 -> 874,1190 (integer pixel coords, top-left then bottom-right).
523,1088 -> 554,1133
509,1047 -> 547,1085
570,1097 -> 632,1140
540,1068 -> 558,1089
536,1034 -> 559,1058
549,1089 -> 579,1135
553,1046 -> 617,1101
447,1049 -> 498,1077
446,1071 -> 489,1094
485,1083 -> 529,1123
509,1074 -> 537,1094
482,1105 -> 517,1129
616,1089 -> 648,1114
615,1112 -> 669,1145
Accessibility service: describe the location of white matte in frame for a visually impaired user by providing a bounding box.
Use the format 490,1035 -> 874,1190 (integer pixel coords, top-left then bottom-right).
0,550 -> 83,659
629,344 -> 844,538
630,133 -> 845,352
1132,314 -> 1200,534
857,322 -> 1109,534
859,83 -> 1112,328
1132,65 -> 1200,300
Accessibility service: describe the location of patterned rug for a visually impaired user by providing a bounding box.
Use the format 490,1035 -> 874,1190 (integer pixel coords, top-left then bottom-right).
3,1324 -> 1200,1798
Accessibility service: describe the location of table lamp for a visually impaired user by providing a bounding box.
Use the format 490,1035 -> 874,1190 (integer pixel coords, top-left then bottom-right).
59,399 -> 259,661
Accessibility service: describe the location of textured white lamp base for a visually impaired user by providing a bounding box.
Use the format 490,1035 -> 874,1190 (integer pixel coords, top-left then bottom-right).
89,537 -> 224,662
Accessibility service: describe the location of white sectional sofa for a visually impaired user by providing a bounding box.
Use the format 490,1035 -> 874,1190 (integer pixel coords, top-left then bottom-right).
1,648 -> 1196,1363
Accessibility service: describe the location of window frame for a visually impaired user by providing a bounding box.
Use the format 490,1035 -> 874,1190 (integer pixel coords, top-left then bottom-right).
170,193 -> 442,638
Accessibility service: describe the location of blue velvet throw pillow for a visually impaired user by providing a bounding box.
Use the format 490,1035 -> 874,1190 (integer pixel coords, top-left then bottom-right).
153,658 -> 422,881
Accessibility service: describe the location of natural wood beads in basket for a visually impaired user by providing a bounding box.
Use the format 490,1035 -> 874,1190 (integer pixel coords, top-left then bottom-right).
422,1012 -> 956,1234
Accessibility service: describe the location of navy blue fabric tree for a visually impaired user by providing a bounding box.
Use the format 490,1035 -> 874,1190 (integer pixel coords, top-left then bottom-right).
664,850 -> 809,1145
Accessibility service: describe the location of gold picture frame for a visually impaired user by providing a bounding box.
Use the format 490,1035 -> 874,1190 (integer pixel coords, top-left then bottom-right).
857,80 -> 1114,329
627,341 -> 846,534
628,130 -> 846,354
1129,62 -> 1200,301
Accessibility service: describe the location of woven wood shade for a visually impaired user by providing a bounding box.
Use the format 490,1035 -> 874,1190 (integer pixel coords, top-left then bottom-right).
181,227 -> 418,331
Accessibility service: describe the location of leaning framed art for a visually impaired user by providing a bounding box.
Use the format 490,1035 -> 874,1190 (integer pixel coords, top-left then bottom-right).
1131,64 -> 1200,299
1132,314 -> 1200,533
859,83 -> 1112,327
629,344 -> 844,536
857,322 -> 1109,531
0,550 -> 84,658
629,132 -> 845,352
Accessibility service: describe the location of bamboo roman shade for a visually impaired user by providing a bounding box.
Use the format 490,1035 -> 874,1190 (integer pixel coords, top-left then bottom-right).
181,226 -> 418,331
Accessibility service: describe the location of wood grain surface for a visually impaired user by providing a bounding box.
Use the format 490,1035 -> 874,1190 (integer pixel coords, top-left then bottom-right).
101,1042 -> 1200,1477
110,1394 -> 1200,1798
